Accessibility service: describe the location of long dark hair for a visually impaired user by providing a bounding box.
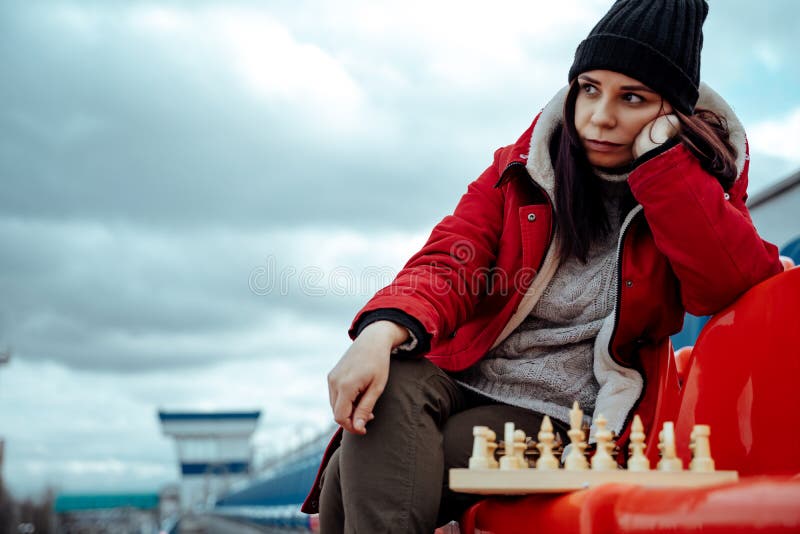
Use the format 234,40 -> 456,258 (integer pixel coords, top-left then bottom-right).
553,81 -> 738,263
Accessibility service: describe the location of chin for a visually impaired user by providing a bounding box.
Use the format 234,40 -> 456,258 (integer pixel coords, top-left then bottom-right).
587,154 -> 634,169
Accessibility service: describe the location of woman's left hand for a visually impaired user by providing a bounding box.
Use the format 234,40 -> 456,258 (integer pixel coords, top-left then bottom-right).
633,114 -> 680,159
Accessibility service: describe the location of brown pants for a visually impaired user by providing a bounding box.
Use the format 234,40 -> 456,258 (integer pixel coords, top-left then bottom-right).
319,358 -> 568,533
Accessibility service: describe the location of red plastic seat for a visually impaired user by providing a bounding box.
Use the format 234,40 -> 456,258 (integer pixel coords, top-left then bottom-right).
460,267 -> 800,533
674,266 -> 800,476
673,345 -> 693,386
460,477 -> 800,533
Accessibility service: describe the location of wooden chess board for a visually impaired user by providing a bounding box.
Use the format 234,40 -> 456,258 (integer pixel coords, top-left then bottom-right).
451,405 -> 739,495
449,467 -> 739,495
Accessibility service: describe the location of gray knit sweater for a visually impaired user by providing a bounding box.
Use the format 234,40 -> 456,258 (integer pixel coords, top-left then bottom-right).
454,176 -> 630,426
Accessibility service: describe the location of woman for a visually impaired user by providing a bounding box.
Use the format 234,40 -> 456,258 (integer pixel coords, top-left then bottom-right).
304,0 -> 783,532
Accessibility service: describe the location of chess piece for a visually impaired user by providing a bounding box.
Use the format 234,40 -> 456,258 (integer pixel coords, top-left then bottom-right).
513,429 -> 529,468
565,401 -> 589,471
499,422 -> 515,470
469,426 -> 498,469
500,423 -> 528,470
657,421 -> 683,471
689,424 -> 715,472
536,416 -> 559,470
591,414 -> 617,471
487,438 -> 499,468
553,432 -> 564,461
627,414 -> 650,471
524,436 -> 539,465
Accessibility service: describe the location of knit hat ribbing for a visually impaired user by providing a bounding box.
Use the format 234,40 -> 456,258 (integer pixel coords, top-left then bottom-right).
568,0 -> 709,115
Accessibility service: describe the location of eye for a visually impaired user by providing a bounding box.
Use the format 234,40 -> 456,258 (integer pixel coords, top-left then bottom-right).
622,92 -> 645,104
579,83 -> 598,95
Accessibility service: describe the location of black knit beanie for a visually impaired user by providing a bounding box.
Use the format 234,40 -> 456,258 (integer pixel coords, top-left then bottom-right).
568,0 -> 709,115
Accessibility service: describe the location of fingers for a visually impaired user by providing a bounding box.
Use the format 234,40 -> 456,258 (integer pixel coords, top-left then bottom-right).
328,379 -> 336,413
352,381 -> 385,433
332,385 -> 358,433
330,372 -> 372,434
329,375 -> 383,435
327,337 -> 391,435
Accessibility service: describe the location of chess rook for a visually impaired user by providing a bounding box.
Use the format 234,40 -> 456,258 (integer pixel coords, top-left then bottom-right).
469,426 -> 498,469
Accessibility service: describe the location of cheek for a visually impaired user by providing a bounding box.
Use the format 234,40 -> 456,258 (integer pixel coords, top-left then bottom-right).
633,108 -> 663,129
573,103 -> 589,131
619,113 -> 656,141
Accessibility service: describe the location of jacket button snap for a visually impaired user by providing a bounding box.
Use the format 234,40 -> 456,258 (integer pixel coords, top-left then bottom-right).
625,280 -> 633,287
724,193 -> 731,200
527,213 -> 536,222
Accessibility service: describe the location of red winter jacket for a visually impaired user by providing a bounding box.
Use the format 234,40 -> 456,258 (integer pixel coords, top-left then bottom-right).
302,85 -> 782,514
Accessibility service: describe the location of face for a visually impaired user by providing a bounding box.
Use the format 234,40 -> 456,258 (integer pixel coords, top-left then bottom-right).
574,70 -> 672,169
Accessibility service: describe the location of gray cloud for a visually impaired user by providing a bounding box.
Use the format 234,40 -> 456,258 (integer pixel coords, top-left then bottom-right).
0,3 -> 512,234
0,218 -> 405,371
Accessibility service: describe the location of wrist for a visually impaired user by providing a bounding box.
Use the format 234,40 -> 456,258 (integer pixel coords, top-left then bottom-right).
358,320 -> 409,349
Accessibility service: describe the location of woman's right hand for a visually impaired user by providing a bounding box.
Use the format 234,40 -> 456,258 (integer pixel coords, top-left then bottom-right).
633,113 -> 680,159
327,320 -> 408,435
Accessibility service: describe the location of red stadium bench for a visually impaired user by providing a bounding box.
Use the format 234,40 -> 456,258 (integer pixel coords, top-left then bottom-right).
457,266 -> 800,534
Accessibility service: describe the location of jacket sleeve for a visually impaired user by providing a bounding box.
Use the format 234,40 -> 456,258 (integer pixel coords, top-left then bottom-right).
627,143 -> 783,316
353,308 -> 431,357
347,148 -> 507,346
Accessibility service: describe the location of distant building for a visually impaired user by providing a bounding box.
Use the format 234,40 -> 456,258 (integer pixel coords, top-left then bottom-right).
212,428 -> 331,532
158,411 -> 261,510
53,493 -> 160,534
748,169 -> 800,251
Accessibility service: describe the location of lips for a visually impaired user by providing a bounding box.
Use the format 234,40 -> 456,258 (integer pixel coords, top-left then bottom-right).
584,139 -> 624,153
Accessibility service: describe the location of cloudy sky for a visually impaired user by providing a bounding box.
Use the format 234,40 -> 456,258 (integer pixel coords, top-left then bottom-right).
1,0 -> 798,498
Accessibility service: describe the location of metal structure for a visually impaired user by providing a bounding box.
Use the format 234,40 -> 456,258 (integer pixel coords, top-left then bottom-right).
158,411 -> 261,510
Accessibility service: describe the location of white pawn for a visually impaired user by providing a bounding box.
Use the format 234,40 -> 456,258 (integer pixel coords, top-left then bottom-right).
469,426 -> 498,469
627,415 -> 650,471
657,421 -> 683,471
689,424 -> 715,472
591,414 -> 617,471
565,401 -> 589,471
487,437 -> 499,469
536,416 -> 559,470
513,429 -> 529,469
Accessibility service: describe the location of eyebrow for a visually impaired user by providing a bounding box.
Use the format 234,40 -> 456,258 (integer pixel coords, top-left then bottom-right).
578,75 -> 657,93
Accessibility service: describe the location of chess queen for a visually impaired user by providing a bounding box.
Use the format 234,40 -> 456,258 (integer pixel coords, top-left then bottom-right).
304,0 -> 783,531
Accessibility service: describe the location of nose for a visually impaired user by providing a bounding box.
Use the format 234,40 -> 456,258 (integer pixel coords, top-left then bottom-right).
590,99 -> 616,128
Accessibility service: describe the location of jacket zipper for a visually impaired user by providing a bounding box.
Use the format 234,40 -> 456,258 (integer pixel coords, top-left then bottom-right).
608,204 -> 648,440
609,204 -> 643,360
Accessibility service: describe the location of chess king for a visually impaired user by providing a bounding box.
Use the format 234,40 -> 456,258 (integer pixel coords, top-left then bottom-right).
304,0 -> 783,531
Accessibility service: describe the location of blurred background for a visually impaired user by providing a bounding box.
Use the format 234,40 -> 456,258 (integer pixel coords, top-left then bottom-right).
1,0 -> 798,532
